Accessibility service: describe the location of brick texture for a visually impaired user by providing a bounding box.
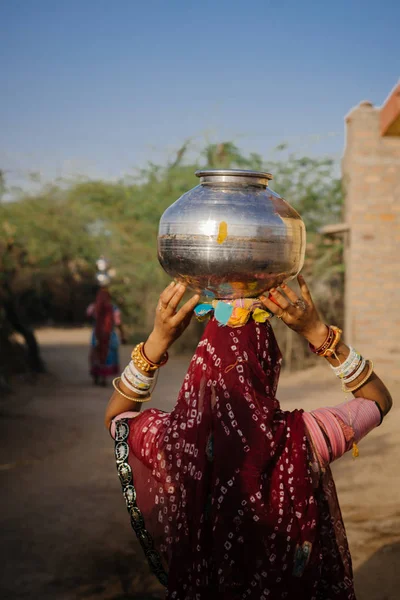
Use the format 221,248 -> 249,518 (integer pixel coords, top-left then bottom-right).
342,100 -> 400,380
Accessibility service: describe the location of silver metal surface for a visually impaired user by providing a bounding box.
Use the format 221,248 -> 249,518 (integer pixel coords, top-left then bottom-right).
157,169 -> 306,299
196,169 -> 273,187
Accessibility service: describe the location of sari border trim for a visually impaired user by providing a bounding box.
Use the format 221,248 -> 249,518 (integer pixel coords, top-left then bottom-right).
114,418 -> 168,588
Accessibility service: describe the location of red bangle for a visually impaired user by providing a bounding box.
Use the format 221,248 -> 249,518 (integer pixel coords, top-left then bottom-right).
309,325 -> 342,357
323,326 -> 342,357
141,343 -> 169,367
309,325 -> 333,355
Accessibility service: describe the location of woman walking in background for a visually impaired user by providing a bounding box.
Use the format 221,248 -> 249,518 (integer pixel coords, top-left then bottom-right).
105,277 -> 392,599
87,284 -> 126,386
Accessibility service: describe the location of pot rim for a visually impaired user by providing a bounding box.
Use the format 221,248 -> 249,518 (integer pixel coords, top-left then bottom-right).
195,169 -> 273,187
196,169 -> 273,179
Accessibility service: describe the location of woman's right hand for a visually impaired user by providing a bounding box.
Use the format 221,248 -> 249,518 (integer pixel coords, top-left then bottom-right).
144,282 -> 200,363
260,275 -> 328,348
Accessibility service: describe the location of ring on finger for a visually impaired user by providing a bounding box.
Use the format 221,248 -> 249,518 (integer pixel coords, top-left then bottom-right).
294,299 -> 307,311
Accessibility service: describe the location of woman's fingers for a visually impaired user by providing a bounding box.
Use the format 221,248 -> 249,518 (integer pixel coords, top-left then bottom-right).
174,294 -> 200,324
268,288 -> 291,310
166,283 -> 187,312
159,281 -> 177,307
297,275 -> 313,305
260,295 -> 284,317
280,283 -> 300,305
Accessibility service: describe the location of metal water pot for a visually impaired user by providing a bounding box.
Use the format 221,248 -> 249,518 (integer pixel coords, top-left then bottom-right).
157,169 -> 306,299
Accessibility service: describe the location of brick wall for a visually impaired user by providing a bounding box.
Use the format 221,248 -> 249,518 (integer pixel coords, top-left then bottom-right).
342,100 -> 400,379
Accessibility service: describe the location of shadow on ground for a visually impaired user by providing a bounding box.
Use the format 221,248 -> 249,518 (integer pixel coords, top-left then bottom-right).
354,542 -> 400,600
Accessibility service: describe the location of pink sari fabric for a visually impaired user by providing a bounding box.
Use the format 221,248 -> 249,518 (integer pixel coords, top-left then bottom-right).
303,399 -> 381,468
114,319 -> 355,599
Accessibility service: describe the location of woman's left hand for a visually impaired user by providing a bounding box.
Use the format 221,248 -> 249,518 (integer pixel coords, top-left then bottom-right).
260,275 -> 328,347
144,282 -> 200,363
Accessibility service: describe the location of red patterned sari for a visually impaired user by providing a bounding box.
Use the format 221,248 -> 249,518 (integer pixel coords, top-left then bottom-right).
113,318 -> 355,599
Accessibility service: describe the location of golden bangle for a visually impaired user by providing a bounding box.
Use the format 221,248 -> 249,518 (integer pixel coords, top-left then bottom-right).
323,326 -> 342,357
131,343 -> 156,373
112,377 -> 152,403
131,342 -> 168,373
344,360 -> 374,392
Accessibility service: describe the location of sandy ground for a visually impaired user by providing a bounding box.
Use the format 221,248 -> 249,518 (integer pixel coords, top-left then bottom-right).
0,327 -> 399,600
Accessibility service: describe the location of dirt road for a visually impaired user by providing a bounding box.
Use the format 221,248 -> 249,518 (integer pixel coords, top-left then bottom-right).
1,328 -> 399,599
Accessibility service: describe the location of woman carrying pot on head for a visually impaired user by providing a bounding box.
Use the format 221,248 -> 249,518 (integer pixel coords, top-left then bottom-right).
105,277 -> 392,600
87,278 -> 126,387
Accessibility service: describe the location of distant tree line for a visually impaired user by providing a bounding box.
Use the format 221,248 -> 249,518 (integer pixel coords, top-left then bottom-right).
0,142 -> 344,389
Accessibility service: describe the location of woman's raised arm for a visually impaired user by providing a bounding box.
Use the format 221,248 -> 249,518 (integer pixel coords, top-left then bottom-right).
104,282 -> 199,429
261,275 -> 392,417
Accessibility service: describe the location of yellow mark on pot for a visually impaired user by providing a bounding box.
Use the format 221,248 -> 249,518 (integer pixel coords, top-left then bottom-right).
217,221 -> 228,244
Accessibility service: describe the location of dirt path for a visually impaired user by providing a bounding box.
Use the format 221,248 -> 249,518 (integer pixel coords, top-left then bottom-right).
1,328 -> 399,599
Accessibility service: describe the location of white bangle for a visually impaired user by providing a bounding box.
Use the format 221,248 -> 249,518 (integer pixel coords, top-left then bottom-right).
127,361 -> 155,383
331,350 -> 365,382
123,368 -> 159,395
343,357 -> 367,384
123,366 -> 152,391
121,372 -> 152,396
337,356 -> 362,380
341,353 -> 362,377
331,346 -> 359,375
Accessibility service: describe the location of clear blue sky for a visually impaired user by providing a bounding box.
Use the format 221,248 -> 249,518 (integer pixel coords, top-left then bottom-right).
1,0 -> 399,186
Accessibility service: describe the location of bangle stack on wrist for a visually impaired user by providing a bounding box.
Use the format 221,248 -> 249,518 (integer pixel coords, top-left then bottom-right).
112,377 -> 153,403
343,360 -> 374,393
112,341 -> 167,403
323,340 -> 374,459
121,360 -> 157,396
312,331 -> 374,394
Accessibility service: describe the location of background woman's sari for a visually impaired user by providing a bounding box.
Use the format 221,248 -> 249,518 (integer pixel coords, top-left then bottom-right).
87,289 -> 121,380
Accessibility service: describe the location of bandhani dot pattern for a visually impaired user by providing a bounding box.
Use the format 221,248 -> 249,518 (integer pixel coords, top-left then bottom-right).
114,318 -> 355,599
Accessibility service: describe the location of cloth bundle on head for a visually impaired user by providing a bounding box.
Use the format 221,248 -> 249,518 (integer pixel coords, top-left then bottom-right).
194,298 -> 273,328
115,319 -> 355,599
